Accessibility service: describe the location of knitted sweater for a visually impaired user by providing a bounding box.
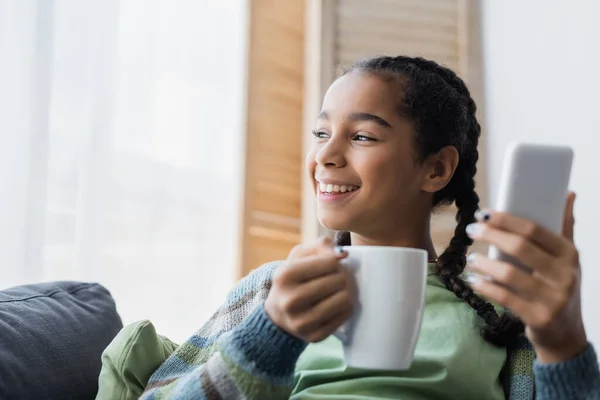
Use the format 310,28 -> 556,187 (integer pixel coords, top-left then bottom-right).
141,262 -> 600,399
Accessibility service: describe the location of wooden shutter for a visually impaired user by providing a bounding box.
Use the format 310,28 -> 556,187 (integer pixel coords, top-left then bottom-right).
237,0 -> 305,278
303,0 -> 488,254
335,0 -> 465,72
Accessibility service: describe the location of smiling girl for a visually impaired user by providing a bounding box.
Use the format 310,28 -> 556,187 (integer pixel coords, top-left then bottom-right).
139,56 -> 600,399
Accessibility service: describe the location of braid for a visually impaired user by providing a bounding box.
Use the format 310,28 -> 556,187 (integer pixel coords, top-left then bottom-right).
346,56 -> 525,347
435,127 -> 524,346
335,230 -> 351,246
426,59 -> 525,346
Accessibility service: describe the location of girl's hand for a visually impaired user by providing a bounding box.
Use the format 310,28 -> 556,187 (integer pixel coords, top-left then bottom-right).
264,237 -> 355,343
465,192 -> 587,363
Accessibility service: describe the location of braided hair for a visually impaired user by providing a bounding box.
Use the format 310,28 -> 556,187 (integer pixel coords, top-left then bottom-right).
334,56 -> 524,347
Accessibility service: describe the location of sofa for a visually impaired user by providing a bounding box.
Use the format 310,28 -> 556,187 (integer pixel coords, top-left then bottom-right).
0,281 -> 123,399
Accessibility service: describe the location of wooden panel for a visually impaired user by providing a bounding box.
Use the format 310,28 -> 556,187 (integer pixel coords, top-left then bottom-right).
432,0 -> 489,255
302,0 -> 338,242
335,0 -> 461,72
238,0 -> 305,278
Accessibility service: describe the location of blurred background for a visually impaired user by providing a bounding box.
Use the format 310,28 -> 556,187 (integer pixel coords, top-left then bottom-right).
0,0 -> 598,346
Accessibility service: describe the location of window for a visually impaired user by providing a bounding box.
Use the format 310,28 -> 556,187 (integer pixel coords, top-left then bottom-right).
0,0 -> 248,343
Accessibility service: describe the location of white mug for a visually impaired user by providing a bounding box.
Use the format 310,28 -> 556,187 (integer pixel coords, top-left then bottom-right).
335,246 -> 428,370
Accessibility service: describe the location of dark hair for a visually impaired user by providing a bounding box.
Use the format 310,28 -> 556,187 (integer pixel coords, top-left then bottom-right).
334,56 -> 524,347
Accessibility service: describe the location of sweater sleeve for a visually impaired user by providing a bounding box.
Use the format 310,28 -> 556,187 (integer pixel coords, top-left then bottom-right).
535,343 -> 600,399
140,304 -> 307,400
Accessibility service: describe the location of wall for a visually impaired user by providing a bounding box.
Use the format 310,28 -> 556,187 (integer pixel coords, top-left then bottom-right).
238,0 -> 305,278
482,0 -> 600,345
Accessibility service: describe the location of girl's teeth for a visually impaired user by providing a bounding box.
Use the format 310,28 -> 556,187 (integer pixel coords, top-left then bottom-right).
319,183 -> 359,193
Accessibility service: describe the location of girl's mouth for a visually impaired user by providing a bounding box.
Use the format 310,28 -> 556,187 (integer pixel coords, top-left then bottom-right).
317,182 -> 361,202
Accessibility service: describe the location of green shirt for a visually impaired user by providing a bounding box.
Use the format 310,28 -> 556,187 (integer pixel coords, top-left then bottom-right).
291,265 -> 507,399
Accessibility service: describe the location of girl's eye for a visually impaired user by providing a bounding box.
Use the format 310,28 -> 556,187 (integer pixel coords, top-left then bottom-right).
312,131 -> 376,141
352,133 -> 376,142
312,130 -> 329,139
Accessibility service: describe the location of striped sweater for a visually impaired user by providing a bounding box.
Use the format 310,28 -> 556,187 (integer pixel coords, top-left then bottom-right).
141,261 -> 600,399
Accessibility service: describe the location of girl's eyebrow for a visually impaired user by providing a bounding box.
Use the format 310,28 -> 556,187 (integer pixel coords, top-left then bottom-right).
317,110 -> 393,129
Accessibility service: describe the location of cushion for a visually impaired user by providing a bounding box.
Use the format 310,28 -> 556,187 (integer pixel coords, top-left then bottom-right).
97,320 -> 178,400
0,281 -> 123,399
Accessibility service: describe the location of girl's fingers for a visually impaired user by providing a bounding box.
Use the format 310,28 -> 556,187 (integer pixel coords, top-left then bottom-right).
473,210 -> 569,256
468,274 -> 571,331
562,192 -> 576,242
467,274 -> 536,323
466,223 -> 558,279
291,289 -> 353,339
286,271 -> 348,312
282,254 -> 343,282
466,253 -> 549,298
305,306 -> 353,343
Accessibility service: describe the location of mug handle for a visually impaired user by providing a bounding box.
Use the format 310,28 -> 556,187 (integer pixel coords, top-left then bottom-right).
332,250 -> 358,344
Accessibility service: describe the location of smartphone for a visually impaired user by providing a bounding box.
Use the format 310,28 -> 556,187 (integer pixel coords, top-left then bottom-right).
488,141 -> 574,269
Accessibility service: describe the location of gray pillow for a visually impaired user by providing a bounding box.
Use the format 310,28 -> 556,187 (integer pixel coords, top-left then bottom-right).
0,281 -> 123,399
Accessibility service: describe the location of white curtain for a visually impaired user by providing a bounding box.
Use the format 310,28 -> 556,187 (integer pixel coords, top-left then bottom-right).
0,0 -> 247,342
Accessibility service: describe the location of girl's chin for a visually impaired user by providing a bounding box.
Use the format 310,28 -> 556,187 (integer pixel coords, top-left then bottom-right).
317,214 -> 353,233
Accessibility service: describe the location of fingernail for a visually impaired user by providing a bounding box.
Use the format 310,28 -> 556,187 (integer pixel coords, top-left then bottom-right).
474,210 -> 491,222
465,272 -> 480,284
466,253 -> 477,265
335,246 -> 347,256
465,223 -> 482,237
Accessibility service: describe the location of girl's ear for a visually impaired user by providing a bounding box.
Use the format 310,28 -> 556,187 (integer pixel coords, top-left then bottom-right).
420,145 -> 459,194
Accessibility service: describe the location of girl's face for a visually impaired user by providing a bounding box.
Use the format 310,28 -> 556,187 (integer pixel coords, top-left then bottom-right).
306,71 -> 436,237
